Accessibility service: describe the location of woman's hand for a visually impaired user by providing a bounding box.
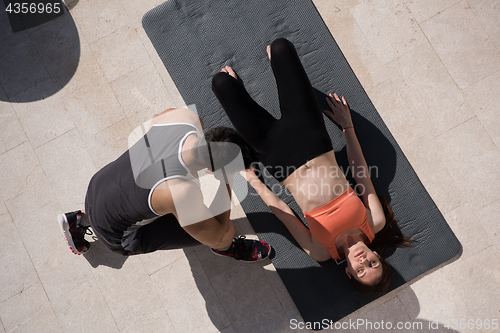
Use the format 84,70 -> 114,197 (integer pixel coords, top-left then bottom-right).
324,93 -> 353,129
239,168 -> 258,183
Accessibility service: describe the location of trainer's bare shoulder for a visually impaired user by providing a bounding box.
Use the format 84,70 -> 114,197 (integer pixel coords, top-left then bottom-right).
150,107 -> 204,133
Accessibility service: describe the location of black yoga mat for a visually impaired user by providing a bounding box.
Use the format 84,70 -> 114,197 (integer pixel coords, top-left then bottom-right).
143,0 -> 461,326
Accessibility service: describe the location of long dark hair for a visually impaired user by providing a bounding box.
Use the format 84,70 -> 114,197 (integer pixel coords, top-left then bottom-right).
369,194 -> 413,255
350,194 -> 413,295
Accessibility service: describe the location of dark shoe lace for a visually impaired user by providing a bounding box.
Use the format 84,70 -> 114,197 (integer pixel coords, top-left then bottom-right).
232,235 -> 253,260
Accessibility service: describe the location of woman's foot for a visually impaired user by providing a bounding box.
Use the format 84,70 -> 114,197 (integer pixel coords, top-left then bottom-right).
266,45 -> 271,60
221,65 -> 238,80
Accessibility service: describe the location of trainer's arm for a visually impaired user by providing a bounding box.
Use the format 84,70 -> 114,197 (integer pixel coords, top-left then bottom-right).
325,93 -> 386,233
241,169 -> 331,261
155,182 -> 235,250
208,171 -> 234,228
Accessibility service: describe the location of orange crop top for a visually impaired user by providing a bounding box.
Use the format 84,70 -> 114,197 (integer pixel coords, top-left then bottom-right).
303,187 -> 375,260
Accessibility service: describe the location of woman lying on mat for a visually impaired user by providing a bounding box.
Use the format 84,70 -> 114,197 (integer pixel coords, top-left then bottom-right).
212,38 -> 412,295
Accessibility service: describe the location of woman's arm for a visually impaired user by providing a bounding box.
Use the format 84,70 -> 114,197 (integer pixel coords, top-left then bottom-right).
240,169 -> 331,261
324,93 -> 386,233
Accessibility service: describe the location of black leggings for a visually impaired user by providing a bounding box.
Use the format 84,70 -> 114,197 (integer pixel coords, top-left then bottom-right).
86,213 -> 201,256
122,214 -> 201,255
212,38 -> 333,182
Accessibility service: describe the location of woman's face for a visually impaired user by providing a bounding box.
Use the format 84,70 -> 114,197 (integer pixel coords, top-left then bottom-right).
345,243 -> 383,285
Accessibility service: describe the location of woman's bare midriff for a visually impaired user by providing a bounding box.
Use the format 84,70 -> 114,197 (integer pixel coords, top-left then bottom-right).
281,150 -> 351,212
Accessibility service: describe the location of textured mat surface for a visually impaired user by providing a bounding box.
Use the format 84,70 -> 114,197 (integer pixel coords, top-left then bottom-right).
143,0 -> 461,325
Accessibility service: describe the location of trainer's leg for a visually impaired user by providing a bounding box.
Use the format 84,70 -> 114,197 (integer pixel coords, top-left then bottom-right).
269,38 -> 324,124
124,214 -> 201,254
212,70 -> 275,149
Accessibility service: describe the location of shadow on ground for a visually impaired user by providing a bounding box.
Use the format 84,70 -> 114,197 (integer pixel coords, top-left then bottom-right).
184,217 -> 291,333
84,238 -> 127,269
0,1 -> 79,102
186,231 -> 462,332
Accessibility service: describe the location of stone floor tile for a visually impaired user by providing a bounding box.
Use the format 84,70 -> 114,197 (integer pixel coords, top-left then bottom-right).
84,118 -> 133,170
444,203 -> 493,260
193,244 -> 240,280
35,129 -> 96,211
0,142 -> 54,220
52,279 -> 119,333
369,79 -> 425,149
110,62 -> 176,129
432,117 -> 500,210
491,30 -> 500,51
420,1 -> 500,89
343,0 -> 362,9
475,198 -> 500,244
0,93 -> 28,155
402,136 -> 465,214
0,196 -> 6,217
56,26 -> 105,98
90,26 -> 151,83
463,69 -> 500,150
150,251 -> 230,333
218,325 -> 236,333
404,0 -> 461,23
121,308 -> 176,333
210,263 -> 290,333
29,13 -> 80,91
262,262 -> 296,312
0,283 -> 63,333
136,27 -> 186,108
0,213 -> 38,303
467,0 -> 500,44
443,247 -> 500,325
395,42 -> 475,140
314,0 -> 399,92
119,0 -> 166,29
0,1 -> 14,43
92,255 -> 163,330
355,296 -> 418,333
398,269 -> 475,333
140,247 -> 194,276
13,201 -> 94,301
71,0 -> 129,44
62,76 -> 127,139
0,31 -> 50,98
351,0 -> 426,65
11,79 -> 75,149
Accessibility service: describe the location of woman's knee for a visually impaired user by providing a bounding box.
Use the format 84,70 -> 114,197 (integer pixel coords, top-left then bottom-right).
270,37 -> 295,57
211,71 -> 234,92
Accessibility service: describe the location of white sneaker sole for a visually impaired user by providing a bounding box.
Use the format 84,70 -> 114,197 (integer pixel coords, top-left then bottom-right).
58,213 -> 87,255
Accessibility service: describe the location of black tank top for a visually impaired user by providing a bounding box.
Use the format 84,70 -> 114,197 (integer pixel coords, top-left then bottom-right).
85,123 -> 201,246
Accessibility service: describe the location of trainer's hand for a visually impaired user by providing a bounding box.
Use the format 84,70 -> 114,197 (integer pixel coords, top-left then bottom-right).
324,93 -> 353,129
